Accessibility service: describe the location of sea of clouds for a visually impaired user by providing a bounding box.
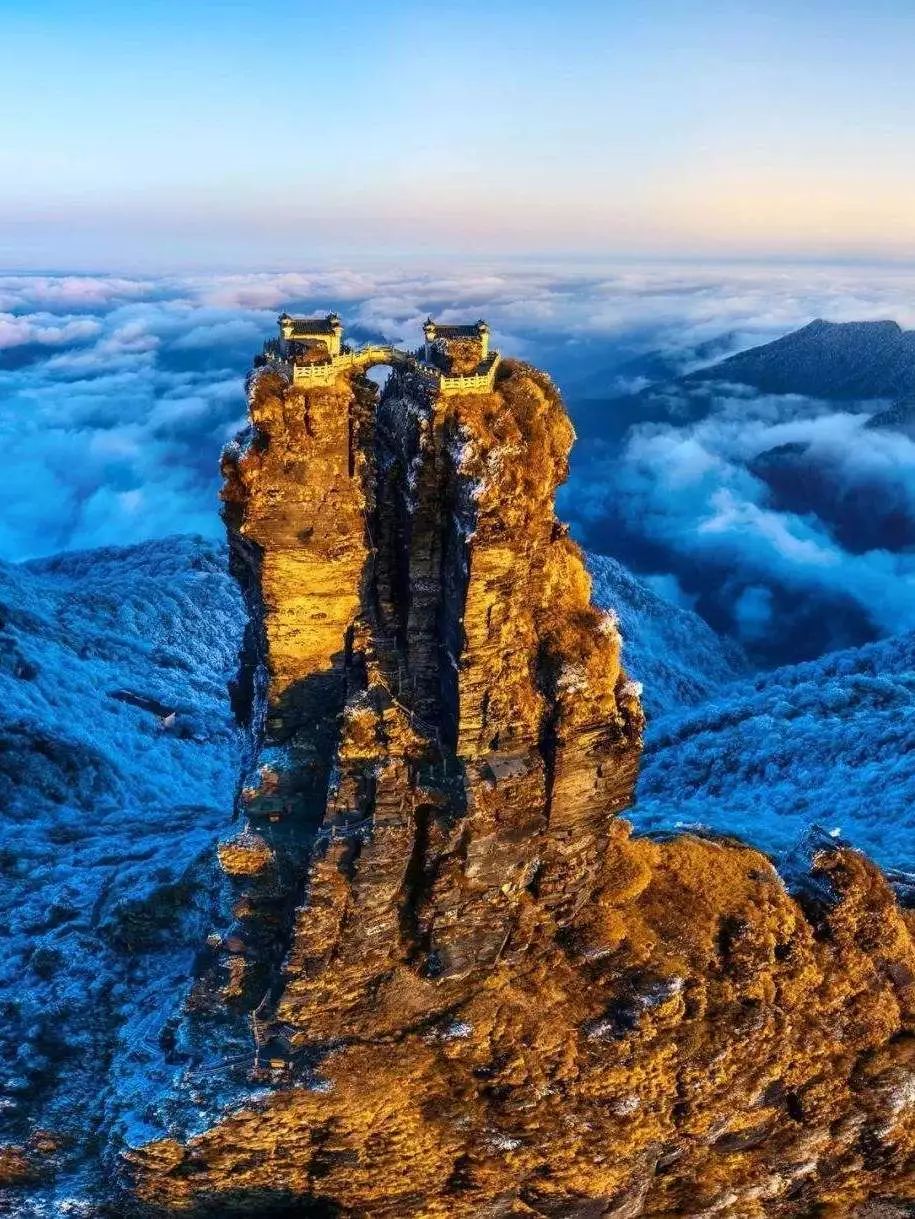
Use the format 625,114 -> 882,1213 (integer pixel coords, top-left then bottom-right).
4,262 -> 915,662
564,382 -> 915,662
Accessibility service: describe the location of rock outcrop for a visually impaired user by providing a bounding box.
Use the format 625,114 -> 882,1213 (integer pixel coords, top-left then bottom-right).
128,321 -> 915,1218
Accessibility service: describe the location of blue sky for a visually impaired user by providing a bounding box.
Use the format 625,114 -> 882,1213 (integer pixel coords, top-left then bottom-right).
2,0 -> 915,267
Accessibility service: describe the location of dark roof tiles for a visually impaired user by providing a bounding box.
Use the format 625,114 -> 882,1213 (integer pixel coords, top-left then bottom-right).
280,314 -> 341,336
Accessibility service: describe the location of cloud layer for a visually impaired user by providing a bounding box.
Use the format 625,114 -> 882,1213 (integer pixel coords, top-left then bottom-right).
3,262 -> 915,664
561,387 -> 915,661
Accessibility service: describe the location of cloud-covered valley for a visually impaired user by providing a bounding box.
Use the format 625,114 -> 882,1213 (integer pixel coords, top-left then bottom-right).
4,262 -> 915,665
562,381 -> 915,662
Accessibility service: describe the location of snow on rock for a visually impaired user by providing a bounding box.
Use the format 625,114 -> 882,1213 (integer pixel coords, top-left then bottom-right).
635,628 -> 915,872
589,549 -> 915,874
587,552 -> 748,718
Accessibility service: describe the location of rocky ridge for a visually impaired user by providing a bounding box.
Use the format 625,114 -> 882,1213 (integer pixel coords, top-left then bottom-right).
125,321 -> 915,1217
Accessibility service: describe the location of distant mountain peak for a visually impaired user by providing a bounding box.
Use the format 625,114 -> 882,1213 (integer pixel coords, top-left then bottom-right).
683,315 -> 915,400
804,317 -> 903,334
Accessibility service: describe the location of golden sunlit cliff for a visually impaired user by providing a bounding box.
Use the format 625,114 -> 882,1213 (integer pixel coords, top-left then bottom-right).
126,319 -> 915,1218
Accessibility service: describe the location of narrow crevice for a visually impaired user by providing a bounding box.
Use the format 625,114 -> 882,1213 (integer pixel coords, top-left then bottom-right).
536,640 -> 561,829
398,802 -> 434,965
224,530 -> 269,794
437,413 -> 476,754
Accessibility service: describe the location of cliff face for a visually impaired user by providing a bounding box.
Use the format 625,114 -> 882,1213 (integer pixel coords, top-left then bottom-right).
210,345 -> 643,1036
129,329 -> 915,1218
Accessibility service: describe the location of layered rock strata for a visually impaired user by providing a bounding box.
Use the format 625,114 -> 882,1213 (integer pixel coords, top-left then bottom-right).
128,324 -> 915,1218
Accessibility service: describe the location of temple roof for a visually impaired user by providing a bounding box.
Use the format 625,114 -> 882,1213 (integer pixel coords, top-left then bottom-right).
279,313 -> 341,336
425,319 -> 488,339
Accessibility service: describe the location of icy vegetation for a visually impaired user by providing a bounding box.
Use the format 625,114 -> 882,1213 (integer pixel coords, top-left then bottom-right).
586,553 -> 915,875
0,536 -> 244,1211
587,553 -> 747,718
635,629 -> 915,873
589,547 -> 915,876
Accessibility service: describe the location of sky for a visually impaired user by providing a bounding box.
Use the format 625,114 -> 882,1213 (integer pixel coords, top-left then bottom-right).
2,0 -> 915,267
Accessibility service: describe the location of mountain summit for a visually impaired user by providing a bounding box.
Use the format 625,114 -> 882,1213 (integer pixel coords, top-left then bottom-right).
122,315 -> 915,1218
686,318 -> 915,400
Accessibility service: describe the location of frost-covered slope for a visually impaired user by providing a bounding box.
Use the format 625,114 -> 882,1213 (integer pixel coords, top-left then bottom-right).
587,553 -> 748,718
635,629 -> 915,873
687,318 -> 915,400
0,535 -> 244,1210
3,532 -> 913,1210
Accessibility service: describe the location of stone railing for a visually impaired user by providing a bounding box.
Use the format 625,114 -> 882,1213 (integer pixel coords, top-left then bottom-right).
438,353 -> 501,396
286,345 -> 398,386
290,360 -> 344,386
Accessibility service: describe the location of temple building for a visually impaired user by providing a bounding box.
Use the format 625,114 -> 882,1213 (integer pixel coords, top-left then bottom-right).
277,312 -> 344,359
422,317 -> 490,364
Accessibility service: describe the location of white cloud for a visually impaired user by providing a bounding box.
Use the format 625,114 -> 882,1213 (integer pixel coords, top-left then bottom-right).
3,261 -> 915,671
0,312 -> 102,349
